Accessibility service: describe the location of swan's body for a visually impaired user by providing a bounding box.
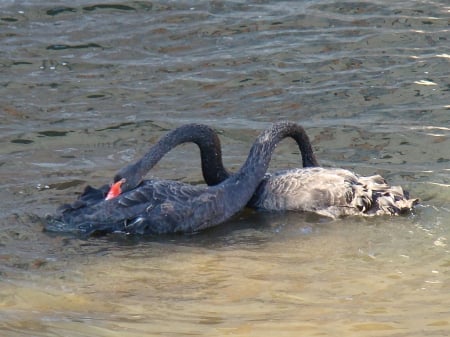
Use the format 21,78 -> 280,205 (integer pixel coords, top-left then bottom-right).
248,167 -> 417,217
47,122 -> 317,235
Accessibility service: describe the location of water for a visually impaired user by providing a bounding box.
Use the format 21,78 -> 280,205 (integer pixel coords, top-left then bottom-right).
1,0 -> 449,335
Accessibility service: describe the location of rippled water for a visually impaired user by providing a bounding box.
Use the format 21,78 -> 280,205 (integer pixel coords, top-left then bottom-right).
1,0 -> 450,336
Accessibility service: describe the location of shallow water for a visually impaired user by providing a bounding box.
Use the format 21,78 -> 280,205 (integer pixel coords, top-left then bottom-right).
1,0 -> 450,336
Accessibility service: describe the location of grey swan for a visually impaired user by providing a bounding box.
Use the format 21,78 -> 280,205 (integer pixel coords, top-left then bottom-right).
106,123 -> 418,218
46,122 -> 317,235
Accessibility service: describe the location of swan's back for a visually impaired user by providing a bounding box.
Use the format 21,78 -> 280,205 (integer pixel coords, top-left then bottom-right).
249,167 -> 418,218
50,179 -> 229,235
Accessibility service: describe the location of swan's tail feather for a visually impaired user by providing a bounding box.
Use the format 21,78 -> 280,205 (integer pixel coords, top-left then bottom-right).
355,175 -> 418,216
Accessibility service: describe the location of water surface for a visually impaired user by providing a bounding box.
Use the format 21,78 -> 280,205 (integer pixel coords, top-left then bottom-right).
1,0 -> 450,336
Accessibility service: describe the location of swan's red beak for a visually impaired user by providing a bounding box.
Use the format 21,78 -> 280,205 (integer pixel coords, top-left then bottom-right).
105,178 -> 126,200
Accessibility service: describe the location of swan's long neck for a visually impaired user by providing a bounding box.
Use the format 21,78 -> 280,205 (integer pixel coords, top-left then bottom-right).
241,123 -> 319,172
114,124 -> 229,189
203,122 -> 319,186
218,122 -> 316,212
292,126 -> 319,167
240,122 -> 314,177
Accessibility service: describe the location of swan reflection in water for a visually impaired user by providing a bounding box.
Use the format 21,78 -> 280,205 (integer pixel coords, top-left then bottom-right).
47,122 -> 418,236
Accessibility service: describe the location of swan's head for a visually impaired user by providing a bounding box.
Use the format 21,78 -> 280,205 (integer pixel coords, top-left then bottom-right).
105,174 -> 142,200
105,164 -> 144,200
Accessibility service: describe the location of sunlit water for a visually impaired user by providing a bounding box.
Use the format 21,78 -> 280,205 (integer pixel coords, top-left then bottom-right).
1,0 -> 449,336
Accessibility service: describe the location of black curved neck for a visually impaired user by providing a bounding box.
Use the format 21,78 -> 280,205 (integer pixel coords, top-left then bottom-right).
213,122 -> 320,214
203,122 -> 319,185
239,122 -> 318,175
290,124 -> 319,168
113,124 -> 229,191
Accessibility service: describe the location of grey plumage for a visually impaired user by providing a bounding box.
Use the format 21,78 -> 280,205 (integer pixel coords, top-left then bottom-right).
249,167 -> 418,218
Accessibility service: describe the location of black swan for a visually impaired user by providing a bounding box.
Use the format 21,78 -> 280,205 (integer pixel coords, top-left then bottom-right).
47,122 -> 317,235
105,123 -> 418,218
